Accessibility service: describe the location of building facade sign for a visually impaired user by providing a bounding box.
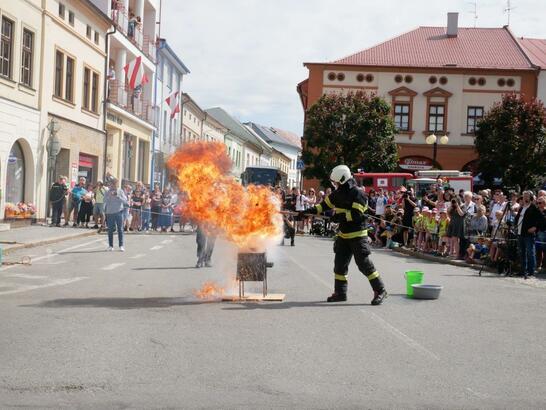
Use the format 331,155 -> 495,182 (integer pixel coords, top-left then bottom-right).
399,156 -> 433,171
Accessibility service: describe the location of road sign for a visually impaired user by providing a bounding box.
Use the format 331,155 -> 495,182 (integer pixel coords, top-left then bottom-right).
296,159 -> 305,170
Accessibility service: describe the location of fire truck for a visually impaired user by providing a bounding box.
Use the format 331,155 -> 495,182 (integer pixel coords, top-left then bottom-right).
353,172 -> 414,192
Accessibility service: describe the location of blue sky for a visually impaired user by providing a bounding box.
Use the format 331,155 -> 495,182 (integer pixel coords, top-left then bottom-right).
162,0 -> 545,136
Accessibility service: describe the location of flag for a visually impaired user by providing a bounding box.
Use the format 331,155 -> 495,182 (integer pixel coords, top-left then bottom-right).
123,56 -> 148,89
166,91 -> 180,119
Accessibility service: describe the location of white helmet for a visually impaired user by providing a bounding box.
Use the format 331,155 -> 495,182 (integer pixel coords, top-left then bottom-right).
330,165 -> 352,185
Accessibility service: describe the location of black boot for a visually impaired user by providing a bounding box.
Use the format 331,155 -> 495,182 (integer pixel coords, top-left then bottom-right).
371,289 -> 388,305
327,279 -> 347,302
327,292 -> 347,302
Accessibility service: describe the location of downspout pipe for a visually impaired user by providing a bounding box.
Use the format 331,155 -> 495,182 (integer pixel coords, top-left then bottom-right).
103,23 -> 117,179
150,0 -> 163,189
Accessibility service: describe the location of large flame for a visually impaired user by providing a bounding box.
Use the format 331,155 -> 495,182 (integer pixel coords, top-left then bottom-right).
168,141 -> 281,249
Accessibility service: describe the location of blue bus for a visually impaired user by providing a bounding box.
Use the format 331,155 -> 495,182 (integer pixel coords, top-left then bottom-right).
241,166 -> 287,189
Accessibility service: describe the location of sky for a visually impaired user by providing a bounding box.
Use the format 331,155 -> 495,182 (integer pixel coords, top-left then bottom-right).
161,0 -> 546,136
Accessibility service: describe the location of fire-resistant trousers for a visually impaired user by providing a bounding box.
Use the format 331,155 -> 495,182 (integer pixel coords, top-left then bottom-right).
333,236 -> 385,295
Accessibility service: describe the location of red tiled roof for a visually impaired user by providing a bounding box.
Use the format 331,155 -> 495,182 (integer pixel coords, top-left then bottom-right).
330,27 -> 533,70
518,38 -> 546,68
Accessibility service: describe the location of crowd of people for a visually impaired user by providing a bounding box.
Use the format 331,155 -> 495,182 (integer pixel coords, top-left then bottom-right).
278,183 -> 546,278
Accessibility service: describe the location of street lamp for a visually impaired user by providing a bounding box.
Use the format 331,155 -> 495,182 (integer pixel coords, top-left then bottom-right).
426,133 -> 448,167
46,118 -> 61,219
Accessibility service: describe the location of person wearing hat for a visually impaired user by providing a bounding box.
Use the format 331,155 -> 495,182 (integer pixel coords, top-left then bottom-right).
301,165 -> 388,305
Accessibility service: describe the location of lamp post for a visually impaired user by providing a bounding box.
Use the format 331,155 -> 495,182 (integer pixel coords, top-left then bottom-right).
46,118 -> 61,218
426,133 -> 449,168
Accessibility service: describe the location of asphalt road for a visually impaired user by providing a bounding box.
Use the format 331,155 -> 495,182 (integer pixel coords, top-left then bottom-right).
1,232 -> 545,409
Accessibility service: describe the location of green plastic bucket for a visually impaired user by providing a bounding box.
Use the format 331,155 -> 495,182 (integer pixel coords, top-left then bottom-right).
405,270 -> 424,297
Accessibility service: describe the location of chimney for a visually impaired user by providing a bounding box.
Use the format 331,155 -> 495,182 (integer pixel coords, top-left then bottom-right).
447,12 -> 459,37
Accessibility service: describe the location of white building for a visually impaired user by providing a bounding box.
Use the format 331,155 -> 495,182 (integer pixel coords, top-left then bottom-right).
181,93 -> 206,143
520,38 -> 546,104
92,0 -> 159,186
154,38 -> 189,188
0,0 -> 42,219
244,122 -> 302,188
36,0 -> 111,218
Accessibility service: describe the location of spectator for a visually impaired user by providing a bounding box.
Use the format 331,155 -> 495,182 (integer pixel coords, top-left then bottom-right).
514,191 -> 544,278
375,189 -> 387,217
141,187 -> 151,232
282,214 -> 296,246
469,205 -> 488,237
292,188 -> 308,234
123,184 -> 132,232
104,178 -> 127,251
77,187 -> 94,228
437,209 -> 450,256
401,187 -> 417,247
489,190 -> 506,225
49,176 -> 68,227
70,177 -> 88,227
536,196 -> 546,273
159,187 -> 173,232
447,197 -> 465,258
128,12 -> 137,38
93,181 -> 107,230
130,181 -> 144,231
150,184 -> 162,231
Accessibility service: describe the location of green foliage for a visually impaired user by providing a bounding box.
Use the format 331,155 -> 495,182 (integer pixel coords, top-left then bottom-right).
302,91 -> 398,187
475,93 -> 546,190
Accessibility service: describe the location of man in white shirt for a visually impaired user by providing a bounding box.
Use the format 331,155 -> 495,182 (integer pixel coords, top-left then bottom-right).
293,188 -> 307,233
375,189 -> 387,216
490,190 -> 506,223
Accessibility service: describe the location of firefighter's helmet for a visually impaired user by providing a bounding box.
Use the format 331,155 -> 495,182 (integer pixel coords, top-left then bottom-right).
330,165 -> 352,185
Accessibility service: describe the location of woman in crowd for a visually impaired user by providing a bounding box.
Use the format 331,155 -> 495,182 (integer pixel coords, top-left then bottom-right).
158,187 -> 173,232
304,188 -> 317,232
77,186 -> 94,228
130,181 -> 144,232
123,184 -> 132,232
536,196 -> 546,273
141,187 -> 151,232
150,185 -> 162,231
468,205 -> 488,237
447,197 -> 465,258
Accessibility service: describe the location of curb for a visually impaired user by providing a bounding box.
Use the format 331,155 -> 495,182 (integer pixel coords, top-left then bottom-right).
392,247 -> 496,274
2,231 -> 98,256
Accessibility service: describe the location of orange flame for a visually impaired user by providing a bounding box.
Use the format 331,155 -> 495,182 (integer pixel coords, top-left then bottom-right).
168,141 -> 281,249
193,281 -> 225,300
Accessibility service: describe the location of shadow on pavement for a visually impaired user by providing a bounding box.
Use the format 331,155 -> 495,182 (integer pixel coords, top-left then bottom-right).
22,297 -> 209,310
132,266 -> 198,271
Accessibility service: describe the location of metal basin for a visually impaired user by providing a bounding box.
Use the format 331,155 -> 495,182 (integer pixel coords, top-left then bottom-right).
411,284 -> 443,300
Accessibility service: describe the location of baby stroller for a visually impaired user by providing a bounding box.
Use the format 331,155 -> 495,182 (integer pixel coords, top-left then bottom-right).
309,217 -> 326,236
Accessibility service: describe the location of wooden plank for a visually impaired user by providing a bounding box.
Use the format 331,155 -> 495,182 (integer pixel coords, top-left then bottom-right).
221,293 -> 286,302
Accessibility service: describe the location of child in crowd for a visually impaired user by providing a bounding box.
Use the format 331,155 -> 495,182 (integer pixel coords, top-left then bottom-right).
425,208 -> 439,253
465,237 -> 489,264
437,209 -> 450,256
415,207 -> 428,251
411,207 -> 421,249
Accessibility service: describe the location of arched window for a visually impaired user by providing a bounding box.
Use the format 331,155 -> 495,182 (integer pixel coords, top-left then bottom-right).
6,141 -> 26,203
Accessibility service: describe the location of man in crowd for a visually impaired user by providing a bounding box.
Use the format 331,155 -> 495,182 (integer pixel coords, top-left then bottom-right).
514,191 -> 545,279
49,176 -> 68,227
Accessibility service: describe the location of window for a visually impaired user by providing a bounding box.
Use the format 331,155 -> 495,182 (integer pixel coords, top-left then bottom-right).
59,3 -> 66,19
86,25 -> 91,39
393,103 -> 410,131
21,29 -> 34,87
6,141 -> 25,204
65,56 -> 74,102
428,105 -> 445,132
94,31 -> 99,45
54,50 -> 64,97
82,67 -> 90,109
466,106 -> 484,134
68,10 -> 75,26
1,17 -> 14,78
167,64 -> 173,88
91,72 -> 99,112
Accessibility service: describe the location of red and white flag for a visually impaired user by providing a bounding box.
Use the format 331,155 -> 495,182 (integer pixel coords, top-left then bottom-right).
123,56 -> 149,89
165,91 -> 180,119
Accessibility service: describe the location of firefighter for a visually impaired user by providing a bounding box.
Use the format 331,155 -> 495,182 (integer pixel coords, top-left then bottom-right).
302,165 -> 388,305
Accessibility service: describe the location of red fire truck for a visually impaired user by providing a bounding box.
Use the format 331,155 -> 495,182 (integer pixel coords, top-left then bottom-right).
353,172 -> 414,192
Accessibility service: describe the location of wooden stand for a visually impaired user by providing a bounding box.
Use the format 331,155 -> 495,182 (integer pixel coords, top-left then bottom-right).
222,293 -> 285,302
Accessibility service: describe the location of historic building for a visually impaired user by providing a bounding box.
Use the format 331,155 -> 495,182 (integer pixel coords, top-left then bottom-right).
0,0 -> 42,219
154,38 -> 189,188
92,0 -> 159,186
520,38 -> 546,104
297,13 -> 542,174
244,122 -> 302,188
36,0 -> 111,217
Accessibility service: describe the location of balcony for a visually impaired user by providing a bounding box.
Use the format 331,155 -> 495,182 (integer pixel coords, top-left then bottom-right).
108,81 -> 155,125
111,7 -> 156,62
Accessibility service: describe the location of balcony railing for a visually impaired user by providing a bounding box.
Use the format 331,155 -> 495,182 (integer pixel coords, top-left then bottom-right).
110,8 -> 151,58
108,81 -> 155,125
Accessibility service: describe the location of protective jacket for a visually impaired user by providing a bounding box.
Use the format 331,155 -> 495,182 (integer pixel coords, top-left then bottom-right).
309,178 -> 368,239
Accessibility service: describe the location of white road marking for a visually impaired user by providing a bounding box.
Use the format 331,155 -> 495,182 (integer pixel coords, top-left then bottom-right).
129,253 -> 146,259
0,277 -> 88,296
160,239 -> 173,245
284,246 -> 440,362
101,262 -> 126,271
465,387 -> 490,399
150,245 -> 163,251
5,274 -> 48,279
366,311 -> 440,361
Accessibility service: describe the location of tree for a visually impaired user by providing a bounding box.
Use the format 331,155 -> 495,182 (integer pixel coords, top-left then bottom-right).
475,93 -> 546,190
302,91 -> 398,187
